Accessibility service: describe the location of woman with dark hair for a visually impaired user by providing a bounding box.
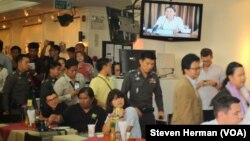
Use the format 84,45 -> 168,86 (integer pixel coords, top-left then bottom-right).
48,87 -> 107,132
102,89 -> 141,138
218,62 -> 250,115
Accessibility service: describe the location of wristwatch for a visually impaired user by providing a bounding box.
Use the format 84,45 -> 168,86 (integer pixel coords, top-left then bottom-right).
203,80 -> 208,85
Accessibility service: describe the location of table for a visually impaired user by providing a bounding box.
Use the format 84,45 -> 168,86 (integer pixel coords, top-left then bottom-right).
85,137 -> 145,141
52,135 -> 145,141
53,134 -> 86,141
0,123 -> 36,141
0,123 -> 77,141
0,125 -> 7,141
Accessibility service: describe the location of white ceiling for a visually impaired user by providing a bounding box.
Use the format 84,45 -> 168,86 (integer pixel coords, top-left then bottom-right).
0,0 -> 133,23
0,0 -> 39,13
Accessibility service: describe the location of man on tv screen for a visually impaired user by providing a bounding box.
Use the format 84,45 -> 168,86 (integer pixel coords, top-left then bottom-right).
149,6 -> 191,35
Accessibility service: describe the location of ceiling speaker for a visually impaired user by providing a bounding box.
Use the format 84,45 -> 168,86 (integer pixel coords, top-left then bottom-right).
57,14 -> 73,27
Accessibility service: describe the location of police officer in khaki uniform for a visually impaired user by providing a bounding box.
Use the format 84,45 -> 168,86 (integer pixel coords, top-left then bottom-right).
2,54 -> 36,115
121,51 -> 164,138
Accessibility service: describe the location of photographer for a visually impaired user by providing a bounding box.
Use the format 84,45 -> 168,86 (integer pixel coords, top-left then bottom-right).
53,59 -> 85,106
27,42 -> 45,98
41,40 -> 62,78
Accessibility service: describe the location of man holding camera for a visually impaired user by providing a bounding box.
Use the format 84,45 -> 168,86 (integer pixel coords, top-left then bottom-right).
54,59 -> 85,106
41,40 -> 61,78
196,48 -> 225,122
27,42 -> 46,98
121,51 -> 164,138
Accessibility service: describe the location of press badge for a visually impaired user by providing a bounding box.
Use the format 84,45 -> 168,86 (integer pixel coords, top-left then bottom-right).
135,76 -> 140,81
149,78 -> 156,84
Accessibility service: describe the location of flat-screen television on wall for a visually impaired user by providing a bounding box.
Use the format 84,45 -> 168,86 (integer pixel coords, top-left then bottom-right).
140,1 -> 203,41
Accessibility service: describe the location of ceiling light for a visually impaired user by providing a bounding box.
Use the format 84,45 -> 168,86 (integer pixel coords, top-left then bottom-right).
24,9 -> 29,17
51,15 -> 55,20
3,16 -> 6,20
38,18 -> 41,23
2,24 -> 6,29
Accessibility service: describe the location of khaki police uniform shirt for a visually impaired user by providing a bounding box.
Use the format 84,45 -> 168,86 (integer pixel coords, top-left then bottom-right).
2,70 -> 31,112
121,69 -> 164,112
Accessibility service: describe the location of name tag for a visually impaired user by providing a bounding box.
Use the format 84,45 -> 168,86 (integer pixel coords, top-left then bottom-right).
149,78 -> 156,84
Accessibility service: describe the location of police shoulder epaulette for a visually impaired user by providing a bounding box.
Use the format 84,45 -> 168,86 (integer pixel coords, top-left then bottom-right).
12,71 -> 17,74
151,71 -> 157,75
128,69 -> 137,73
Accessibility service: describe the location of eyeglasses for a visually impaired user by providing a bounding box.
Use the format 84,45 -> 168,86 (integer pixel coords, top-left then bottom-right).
189,67 -> 201,71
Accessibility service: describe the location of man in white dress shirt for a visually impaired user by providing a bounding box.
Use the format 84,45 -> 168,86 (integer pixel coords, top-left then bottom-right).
197,48 -> 225,121
202,93 -> 243,125
54,59 -> 85,106
153,6 -> 185,35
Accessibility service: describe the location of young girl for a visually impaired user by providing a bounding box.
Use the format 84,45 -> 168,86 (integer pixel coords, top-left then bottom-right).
103,89 -> 141,138
76,51 -> 95,83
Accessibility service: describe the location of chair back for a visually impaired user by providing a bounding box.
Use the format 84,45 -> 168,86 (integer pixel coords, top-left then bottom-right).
24,132 -> 42,141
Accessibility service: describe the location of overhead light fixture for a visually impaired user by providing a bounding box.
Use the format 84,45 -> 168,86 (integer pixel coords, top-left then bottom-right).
3,16 -> 6,20
50,15 -> 55,20
0,23 -> 10,30
24,9 -> 29,17
38,17 -> 41,23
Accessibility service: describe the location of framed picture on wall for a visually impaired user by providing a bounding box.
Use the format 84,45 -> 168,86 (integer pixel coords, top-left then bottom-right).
102,41 -> 133,63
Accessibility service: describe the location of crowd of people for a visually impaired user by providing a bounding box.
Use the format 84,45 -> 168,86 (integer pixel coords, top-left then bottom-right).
171,48 -> 250,125
0,39 -> 250,139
